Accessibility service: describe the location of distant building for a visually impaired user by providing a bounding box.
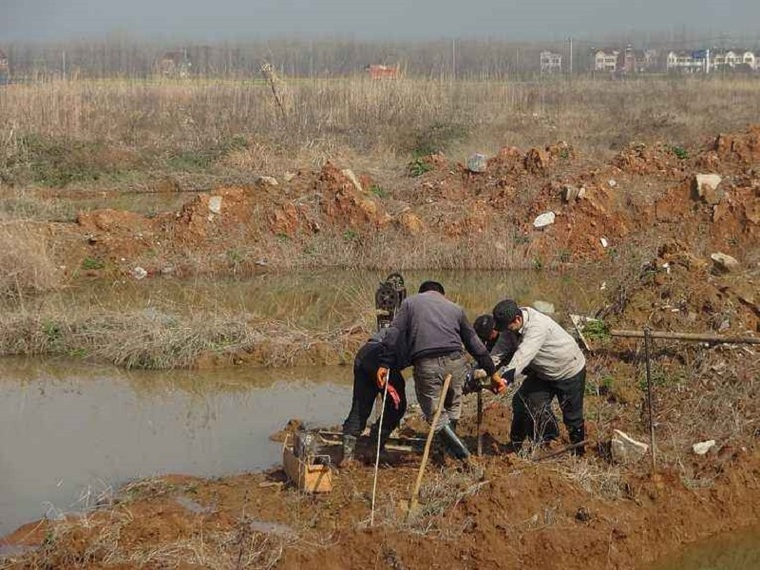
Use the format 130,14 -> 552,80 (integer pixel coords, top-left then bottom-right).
365,64 -> 400,80
594,49 -> 620,73
539,51 -> 562,74
156,49 -> 192,78
666,50 -> 708,73
0,49 -> 9,84
712,49 -> 757,71
621,46 -> 658,73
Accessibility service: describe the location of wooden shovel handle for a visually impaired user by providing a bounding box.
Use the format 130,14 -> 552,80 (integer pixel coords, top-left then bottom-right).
408,373 -> 452,516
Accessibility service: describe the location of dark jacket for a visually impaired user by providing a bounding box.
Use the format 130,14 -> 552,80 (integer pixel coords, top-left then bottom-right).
380,291 -> 496,375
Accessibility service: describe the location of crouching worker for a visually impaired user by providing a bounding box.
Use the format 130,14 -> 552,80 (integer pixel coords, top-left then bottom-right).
341,327 -> 408,465
492,300 -> 587,455
379,281 -> 505,463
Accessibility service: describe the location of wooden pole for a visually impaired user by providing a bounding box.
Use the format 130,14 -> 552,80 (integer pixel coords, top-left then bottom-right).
610,330 -> 760,344
644,327 -> 657,475
408,374 -> 452,519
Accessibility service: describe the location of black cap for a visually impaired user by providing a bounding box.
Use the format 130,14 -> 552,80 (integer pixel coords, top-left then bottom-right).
493,299 -> 521,331
473,314 -> 495,342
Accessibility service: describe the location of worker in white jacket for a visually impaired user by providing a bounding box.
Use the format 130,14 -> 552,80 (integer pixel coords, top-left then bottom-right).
492,299 -> 587,455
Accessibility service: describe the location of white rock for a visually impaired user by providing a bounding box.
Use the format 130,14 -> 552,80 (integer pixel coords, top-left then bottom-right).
610,430 -> 649,464
467,153 -> 488,173
600,237 -> 609,248
600,281 -> 607,290
533,211 -> 556,229
533,300 -> 555,314
692,440 -> 716,455
710,252 -> 740,273
608,179 -> 618,188
131,267 -> 148,280
695,173 -> 722,193
341,169 -> 363,192
208,196 -> 222,214
283,171 -> 297,182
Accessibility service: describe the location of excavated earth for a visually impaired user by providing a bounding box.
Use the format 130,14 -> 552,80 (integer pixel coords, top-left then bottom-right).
1,126 -> 760,569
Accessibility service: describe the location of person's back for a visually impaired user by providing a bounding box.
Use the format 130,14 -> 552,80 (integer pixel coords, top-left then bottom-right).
512,307 -> 585,382
396,290 -> 470,362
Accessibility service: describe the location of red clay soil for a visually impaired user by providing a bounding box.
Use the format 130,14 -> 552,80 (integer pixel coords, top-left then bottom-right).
54,125 -> 760,277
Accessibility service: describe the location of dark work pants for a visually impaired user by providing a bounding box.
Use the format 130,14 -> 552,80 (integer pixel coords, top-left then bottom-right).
342,363 -> 406,444
510,367 -> 586,446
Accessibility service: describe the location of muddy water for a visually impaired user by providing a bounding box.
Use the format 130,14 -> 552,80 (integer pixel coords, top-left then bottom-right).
25,269 -> 605,330
0,358 -> 353,536
648,527 -> 760,569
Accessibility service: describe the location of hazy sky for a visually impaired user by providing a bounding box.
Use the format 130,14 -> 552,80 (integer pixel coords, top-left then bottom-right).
2,0 -> 758,42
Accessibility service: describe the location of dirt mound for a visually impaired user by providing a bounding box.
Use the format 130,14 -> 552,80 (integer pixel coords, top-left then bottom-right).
603,240 -> 759,334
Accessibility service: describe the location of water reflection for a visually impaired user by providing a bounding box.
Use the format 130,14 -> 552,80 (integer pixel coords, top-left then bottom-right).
0,358 -> 353,535
6,269 -> 604,331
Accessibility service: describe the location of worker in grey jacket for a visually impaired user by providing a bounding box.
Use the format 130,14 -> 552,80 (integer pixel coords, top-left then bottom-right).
492,299 -> 587,455
380,281 -> 505,461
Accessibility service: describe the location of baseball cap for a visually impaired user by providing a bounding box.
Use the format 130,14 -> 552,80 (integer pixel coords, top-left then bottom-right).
493,299 -> 521,331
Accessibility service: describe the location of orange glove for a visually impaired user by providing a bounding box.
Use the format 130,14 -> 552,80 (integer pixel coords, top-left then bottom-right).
376,367 -> 389,389
386,384 -> 401,410
490,371 -> 507,395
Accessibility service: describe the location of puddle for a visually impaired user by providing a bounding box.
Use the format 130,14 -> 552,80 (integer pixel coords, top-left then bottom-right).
647,526 -> 760,570
0,358 -> 353,536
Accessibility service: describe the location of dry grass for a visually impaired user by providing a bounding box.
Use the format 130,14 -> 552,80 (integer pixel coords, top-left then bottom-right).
0,222 -> 64,300
2,77 -> 760,173
0,308 -> 366,369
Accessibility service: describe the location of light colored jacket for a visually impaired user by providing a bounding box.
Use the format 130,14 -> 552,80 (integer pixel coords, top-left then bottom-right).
494,307 -> 585,382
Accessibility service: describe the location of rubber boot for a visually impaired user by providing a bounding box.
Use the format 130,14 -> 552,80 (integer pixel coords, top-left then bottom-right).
439,424 -> 471,460
341,434 -> 357,463
569,424 -> 586,457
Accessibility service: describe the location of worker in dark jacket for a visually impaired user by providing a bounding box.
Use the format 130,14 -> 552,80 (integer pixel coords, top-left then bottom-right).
473,314 -> 519,362
341,327 -> 408,464
380,281 -> 505,461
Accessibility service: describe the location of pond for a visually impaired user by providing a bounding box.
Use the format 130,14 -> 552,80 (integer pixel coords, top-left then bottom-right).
0,269 -> 604,537
0,358 -> 353,536
17,268 -> 604,330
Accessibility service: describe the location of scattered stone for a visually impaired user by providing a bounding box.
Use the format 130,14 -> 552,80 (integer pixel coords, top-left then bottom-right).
692,440 -> 717,455
256,176 -> 279,187
608,179 -> 617,188
693,174 -> 724,205
467,153 -> 488,173
610,430 -> 649,464
533,211 -> 556,229
562,185 -> 586,202
341,169 -> 363,193
600,237 -> 609,248
533,300 -> 555,314
283,171 -> 297,182
710,252 -> 740,273
131,267 -> 148,280
208,196 -> 222,214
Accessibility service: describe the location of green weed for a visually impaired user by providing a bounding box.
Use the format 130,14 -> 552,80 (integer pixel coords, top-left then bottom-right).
408,158 -> 433,177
